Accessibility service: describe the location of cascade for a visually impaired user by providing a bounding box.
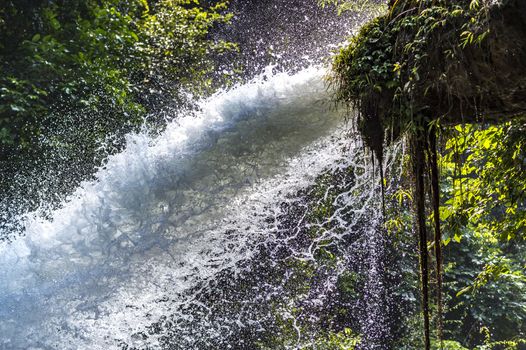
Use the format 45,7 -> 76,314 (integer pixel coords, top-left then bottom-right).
0,65 -> 401,349
0,2 -> 402,349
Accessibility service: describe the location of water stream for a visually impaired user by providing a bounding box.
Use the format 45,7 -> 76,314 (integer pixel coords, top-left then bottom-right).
0,67 -> 389,349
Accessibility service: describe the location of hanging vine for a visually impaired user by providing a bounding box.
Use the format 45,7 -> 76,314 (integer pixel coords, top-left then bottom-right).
330,0 -> 526,347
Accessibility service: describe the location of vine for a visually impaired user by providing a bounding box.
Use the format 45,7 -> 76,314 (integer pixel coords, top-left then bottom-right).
329,0 -> 507,348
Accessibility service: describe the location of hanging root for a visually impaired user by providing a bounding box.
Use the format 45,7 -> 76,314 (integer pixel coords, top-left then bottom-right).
428,126 -> 443,348
380,158 -> 386,219
413,128 -> 430,350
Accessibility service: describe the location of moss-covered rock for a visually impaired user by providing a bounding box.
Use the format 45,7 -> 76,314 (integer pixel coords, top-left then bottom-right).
332,0 -> 526,155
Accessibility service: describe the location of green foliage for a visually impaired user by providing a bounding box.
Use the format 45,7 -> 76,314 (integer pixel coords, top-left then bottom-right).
332,2 -> 525,347
314,328 -> 361,349
437,122 -> 526,347
318,0 -> 386,15
0,0 -> 234,154
142,0 -> 236,92
441,123 -> 526,243
2,0 -> 139,148
442,235 -> 526,347
431,339 -> 469,350
0,0 -> 236,212
331,0 -> 493,153
259,326 -> 360,350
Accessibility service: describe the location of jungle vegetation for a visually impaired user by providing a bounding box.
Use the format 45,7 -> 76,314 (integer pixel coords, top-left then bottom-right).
331,0 -> 526,348
0,0 -> 235,232
0,0 -> 524,349
0,0 -> 234,150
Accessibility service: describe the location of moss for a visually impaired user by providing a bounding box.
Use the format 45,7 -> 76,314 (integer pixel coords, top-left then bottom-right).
332,0 -> 526,155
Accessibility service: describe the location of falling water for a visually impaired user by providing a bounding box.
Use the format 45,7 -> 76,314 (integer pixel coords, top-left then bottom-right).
0,2 -> 405,347
0,63 -> 403,349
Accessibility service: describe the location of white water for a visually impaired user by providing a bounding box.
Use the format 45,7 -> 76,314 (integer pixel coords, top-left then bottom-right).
0,67 -> 361,349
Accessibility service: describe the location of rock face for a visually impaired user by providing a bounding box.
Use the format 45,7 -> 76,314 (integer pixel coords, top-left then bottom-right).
333,0 -> 526,148
430,0 -> 526,123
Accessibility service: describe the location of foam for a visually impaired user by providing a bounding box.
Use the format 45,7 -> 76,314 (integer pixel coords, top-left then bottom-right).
0,66 -> 348,349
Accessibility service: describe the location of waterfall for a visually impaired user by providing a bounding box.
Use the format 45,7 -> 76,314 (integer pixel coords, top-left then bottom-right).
0,0 -> 407,347
0,67 -> 357,349
0,65 -> 403,349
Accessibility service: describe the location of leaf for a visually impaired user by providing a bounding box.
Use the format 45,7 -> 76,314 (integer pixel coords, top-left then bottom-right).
440,206 -> 452,221
456,286 -> 472,297
10,104 -> 25,112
